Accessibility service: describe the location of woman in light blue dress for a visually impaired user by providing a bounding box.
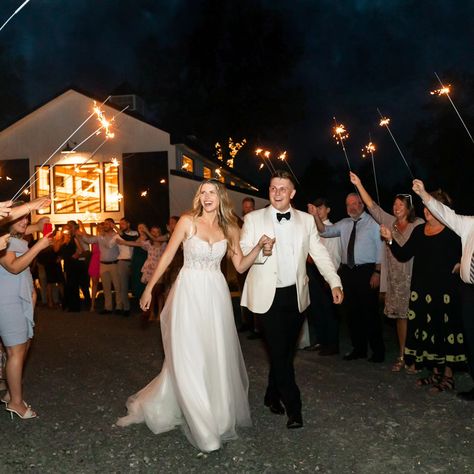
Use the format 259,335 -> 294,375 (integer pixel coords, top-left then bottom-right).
0,213 -> 52,419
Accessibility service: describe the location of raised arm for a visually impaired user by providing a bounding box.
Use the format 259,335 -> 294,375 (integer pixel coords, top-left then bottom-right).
349,172 -> 374,209
2,196 -> 51,224
307,203 -> 327,233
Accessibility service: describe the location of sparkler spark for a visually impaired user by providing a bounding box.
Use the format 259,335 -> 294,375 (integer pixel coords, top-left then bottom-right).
160,179 -> 166,184
93,101 -> 115,139
363,138 -> 380,205
140,191 -> 148,197
258,163 -> 264,170
332,118 -> 352,171
379,117 -> 390,127
278,151 -> 287,161
430,86 -> 451,96
361,142 -> 376,158
111,157 -> 119,167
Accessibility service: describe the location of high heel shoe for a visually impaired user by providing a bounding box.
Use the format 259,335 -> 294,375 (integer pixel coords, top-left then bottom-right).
6,403 -> 37,419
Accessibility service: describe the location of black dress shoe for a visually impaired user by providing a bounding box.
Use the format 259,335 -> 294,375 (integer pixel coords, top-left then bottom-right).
343,351 -> 366,361
368,354 -> 385,363
286,414 -> 303,429
264,400 -> 285,415
457,388 -> 474,401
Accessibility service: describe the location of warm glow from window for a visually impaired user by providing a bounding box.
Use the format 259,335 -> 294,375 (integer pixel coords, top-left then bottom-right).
203,166 -> 212,179
104,162 -> 120,211
181,155 -> 194,173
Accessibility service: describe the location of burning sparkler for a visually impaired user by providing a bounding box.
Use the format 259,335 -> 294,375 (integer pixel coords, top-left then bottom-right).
255,148 -> 275,173
377,108 -> 414,179
277,151 -> 300,185
431,72 -> 474,145
332,118 -> 352,171
362,140 -> 380,205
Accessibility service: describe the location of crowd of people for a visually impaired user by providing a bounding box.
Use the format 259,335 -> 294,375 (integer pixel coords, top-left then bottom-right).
0,170 -> 473,452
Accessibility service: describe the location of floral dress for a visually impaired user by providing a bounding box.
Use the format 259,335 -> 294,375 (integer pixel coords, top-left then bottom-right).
140,241 -> 167,284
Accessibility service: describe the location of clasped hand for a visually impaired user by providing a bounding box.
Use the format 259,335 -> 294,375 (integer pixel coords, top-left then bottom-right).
258,235 -> 275,256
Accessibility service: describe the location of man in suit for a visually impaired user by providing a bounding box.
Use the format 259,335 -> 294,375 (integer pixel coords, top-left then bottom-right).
240,170 -> 343,429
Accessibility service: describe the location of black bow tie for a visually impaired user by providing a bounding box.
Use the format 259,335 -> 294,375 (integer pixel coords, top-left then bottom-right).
276,212 -> 291,222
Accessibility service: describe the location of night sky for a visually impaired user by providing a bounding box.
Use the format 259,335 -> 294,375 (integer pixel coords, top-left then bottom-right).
1,0 -> 474,210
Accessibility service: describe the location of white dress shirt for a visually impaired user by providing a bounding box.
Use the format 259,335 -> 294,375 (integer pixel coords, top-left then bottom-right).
320,219 -> 342,269
425,198 -> 474,284
272,206 -> 297,288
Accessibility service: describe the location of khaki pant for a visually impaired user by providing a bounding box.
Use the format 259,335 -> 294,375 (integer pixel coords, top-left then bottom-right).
100,262 -> 121,311
117,260 -> 131,311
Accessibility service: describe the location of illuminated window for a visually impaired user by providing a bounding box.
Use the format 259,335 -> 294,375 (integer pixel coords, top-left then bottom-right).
104,162 -> 121,212
53,164 -> 101,214
203,166 -> 212,179
181,155 -> 194,173
35,166 -> 51,214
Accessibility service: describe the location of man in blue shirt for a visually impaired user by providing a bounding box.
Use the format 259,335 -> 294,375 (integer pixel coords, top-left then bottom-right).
314,193 -> 385,362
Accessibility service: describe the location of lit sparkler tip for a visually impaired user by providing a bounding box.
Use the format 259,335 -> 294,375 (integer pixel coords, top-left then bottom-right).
111,157 -> 119,167
278,151 -> 287,161
140,190 -> 148,197
263,150 -> 271,159
332,123 -> 349,143
258,163 -> 264,170
160,179 -> 166,184
255,148 -> 263,156
379,117 -> 390,127
430,85 -> 451,96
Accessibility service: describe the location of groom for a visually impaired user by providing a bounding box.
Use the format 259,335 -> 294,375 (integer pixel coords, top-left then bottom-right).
241,170 -> 343,429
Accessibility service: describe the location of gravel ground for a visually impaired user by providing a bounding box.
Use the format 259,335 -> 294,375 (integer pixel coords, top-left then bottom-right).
0,306 -> 473,473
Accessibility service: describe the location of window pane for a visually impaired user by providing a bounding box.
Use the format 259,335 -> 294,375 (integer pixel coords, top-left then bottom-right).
181,155 -> 193,173
104,162 -> 121,211
53,164 -> 101,214
35,166 -> 51,214
203,166 -> 211,179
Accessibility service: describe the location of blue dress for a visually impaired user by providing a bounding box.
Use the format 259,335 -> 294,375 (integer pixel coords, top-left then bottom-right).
0,237 -> 35,346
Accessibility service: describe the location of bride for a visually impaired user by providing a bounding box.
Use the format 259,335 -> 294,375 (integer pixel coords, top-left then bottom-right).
117,179 -> 271,452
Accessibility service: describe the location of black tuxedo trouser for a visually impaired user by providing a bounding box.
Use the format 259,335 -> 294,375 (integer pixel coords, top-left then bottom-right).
260,285 -> 305,418
339,264 -> 384,358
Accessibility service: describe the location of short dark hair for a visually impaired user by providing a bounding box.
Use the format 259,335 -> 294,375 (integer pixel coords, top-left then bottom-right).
271,169 -> 296,187
313,197 -> 330,208
242,197 -> 255,205
105,218 -> 115,224
429,189 -> 452,206
120,217 -> 130,223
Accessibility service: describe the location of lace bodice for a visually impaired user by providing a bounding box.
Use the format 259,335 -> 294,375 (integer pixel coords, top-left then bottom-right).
182,235 -> 227,271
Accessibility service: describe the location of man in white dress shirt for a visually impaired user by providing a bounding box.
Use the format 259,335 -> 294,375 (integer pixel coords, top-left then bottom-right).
240,170 -> 343,428
413,179 -> 474,401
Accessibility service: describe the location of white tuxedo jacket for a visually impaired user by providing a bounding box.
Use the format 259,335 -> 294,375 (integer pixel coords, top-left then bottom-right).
240,206 -> 342,314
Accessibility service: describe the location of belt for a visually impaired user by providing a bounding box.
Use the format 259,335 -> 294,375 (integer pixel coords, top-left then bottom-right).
118,259 -> 131,262
101,260 -> 118,264
341,263 -> 375,270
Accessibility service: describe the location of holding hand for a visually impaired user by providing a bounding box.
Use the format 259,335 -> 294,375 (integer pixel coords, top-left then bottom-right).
0,233 -> 11,251
0,201 -> 12,218
307,203 -> 317,216
29,196 -> 51,211
349,171 -> 361,187
412,179 -> 426,197
380,224 -> 393,242
258,235 -> 275,256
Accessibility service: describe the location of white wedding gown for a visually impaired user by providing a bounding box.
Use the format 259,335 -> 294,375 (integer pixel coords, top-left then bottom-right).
116,234 -> 251,452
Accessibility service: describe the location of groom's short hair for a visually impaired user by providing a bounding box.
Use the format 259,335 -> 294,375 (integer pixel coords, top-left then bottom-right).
271,169 -> 296,187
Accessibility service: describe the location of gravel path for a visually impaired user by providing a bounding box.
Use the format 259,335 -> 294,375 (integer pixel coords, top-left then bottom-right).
0,307 -> 472,473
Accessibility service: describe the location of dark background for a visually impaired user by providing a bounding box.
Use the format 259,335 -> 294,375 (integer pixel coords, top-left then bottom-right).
1,0 -> 473,218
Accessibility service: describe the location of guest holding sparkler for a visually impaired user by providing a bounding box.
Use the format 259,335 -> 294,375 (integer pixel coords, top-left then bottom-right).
412,179 -> 474,400
350,172 -> 424,372
0,209 -> 53,419
0,197 -> 51,224
380,190 -> 465,393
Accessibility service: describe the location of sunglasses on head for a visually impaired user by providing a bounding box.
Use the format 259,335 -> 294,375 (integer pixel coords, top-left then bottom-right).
396,193 -> 413,207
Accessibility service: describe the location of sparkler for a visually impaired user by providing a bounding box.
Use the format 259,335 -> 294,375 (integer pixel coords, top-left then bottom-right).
0,0 -> 30,32
277,151 -> 300,185
431,72 -> 474,145
362,139 -> 380,205
11,96 -> 112,201
332,118 -> 352,171
377,108 -> 414,179
255,148 -> 275,173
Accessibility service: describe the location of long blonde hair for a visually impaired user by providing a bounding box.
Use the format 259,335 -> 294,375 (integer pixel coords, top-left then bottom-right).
189,179 -> 238,247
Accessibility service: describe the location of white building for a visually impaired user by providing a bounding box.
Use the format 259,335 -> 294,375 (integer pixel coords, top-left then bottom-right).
0,89 -> 267,229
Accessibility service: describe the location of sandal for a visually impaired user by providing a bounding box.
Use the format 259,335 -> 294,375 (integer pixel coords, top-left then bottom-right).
430,376 -> 455,394
391,357 -> 405,372
6,402 -> 37,420
405,365 -> 421,375
416,373 -> 442,387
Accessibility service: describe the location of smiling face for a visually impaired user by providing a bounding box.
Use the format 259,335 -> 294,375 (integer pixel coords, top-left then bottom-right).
393,197 -> 409,221
10,215 -> 29,234
199,182 -> 220,213
150,226 -> 161,238
269,177 -> 296,212
345,194 -> 364,219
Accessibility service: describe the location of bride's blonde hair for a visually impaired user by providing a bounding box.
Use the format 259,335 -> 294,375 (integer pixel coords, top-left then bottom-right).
189,179 -> 238,247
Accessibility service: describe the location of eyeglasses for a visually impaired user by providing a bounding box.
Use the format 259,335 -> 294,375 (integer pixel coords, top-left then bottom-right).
395,193 -> 413,208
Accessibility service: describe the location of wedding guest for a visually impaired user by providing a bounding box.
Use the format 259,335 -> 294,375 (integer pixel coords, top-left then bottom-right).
412,179 -> 474,400
380,189 -> 465,393
314,193 -> 384,363
0,211 -> 52,419
130,223 -> 148,300
350,172 -> 424,372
